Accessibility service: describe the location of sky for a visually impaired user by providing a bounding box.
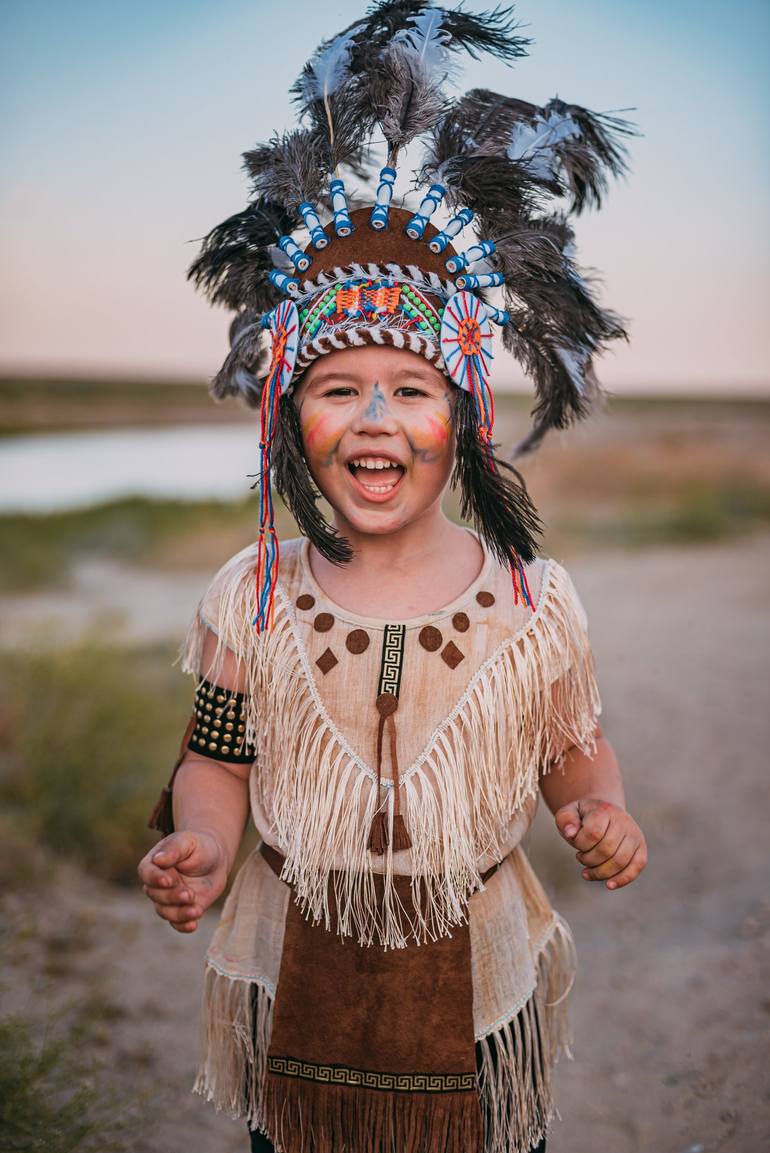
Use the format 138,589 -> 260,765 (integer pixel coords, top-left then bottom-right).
1,0 -> 769,394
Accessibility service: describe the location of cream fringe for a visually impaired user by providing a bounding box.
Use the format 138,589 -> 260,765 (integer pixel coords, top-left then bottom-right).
476,916 -> 576,1153
193,965 -> 274,1129
181,549 -> 601,949
192,916 -> 575,1151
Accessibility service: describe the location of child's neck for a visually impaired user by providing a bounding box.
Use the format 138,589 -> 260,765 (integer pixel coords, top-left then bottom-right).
308,509 -> 485,621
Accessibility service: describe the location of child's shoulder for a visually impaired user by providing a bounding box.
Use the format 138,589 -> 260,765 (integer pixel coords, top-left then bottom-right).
485,550 -> 588,633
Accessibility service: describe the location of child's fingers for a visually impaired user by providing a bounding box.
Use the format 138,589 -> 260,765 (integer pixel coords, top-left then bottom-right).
154,900 -> 203,927
553,803 -> 582,841
602,845 -> 647,889
143,882 -> 196,908
150,831 -> 197,869
576,831 -> 627,869
580,838 -> 636,880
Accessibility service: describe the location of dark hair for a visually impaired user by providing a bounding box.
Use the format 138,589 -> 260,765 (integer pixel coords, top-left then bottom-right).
272,392 -> 352,565
451,388 -> 542,565
271,384 -> 541,568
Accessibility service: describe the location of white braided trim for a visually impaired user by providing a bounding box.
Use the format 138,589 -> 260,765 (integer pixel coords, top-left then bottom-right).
295,326 -> 447,375
297,262 -> 456,301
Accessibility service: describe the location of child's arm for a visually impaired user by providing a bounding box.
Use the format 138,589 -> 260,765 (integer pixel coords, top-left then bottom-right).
137,628 -> 251,933
539,725 -> 648,891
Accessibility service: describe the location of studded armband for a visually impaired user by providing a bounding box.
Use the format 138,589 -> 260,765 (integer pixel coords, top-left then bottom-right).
187,678 -> 255,764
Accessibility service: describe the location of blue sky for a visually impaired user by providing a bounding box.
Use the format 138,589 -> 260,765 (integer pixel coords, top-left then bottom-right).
1,0 -> 768,392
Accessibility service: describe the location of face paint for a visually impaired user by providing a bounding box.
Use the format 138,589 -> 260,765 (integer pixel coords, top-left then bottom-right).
362,381 -> 387,422
403,402 -> 453,464
300,409 -> 343,468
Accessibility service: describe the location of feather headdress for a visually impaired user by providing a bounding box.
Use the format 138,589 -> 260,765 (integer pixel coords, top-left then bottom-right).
188,2 -> 637,623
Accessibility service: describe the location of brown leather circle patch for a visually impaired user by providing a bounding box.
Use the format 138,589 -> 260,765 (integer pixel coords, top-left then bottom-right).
313,612 -> 335,632
418,625 -> 443,652
345,628 -> 370,654
375,692 -> 399,717
476,590 -> 496,607
452,611 -> 470,633
296,593 -> 315,610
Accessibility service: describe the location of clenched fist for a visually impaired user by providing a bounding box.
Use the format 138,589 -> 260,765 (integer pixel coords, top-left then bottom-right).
554,798 -> 648,890
137,830 -> 229,933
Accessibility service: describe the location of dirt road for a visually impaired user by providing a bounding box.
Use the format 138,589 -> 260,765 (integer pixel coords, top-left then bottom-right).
3,532 -> 769,1152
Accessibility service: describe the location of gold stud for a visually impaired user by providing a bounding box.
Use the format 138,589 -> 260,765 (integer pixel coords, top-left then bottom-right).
213,718 -> 222,728
217,694 -> 225,703
224,734 -> 232,742
225,722 -> 234,731
226,711 -> 236,721
208,742 -> 218,751
201,726 -> 209,735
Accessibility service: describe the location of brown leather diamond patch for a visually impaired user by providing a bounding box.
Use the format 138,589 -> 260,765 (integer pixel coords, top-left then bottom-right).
441,640 -> 465,669
316,647 -> 338,675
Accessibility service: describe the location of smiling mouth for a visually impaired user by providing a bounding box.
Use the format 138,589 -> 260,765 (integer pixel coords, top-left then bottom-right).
347,457 -> 405,495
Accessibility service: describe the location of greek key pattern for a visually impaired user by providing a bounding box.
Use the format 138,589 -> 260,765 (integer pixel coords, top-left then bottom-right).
378,623 -> 406,699
267,1056 -> 476,1093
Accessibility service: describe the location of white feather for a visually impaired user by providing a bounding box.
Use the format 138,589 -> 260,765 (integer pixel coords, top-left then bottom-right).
508,111 -> 582,181
393,7 -> 451,73
554,344 -> 589,394
300,23 -> 364,103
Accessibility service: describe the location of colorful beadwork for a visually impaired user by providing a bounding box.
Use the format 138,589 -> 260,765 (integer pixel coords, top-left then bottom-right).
299,278 -> 442,342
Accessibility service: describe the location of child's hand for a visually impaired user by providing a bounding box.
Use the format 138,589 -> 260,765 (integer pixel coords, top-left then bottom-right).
554,798 -> 648,890
137,831 -> 229,933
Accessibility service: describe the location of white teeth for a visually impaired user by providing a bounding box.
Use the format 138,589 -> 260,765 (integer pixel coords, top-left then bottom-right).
351,457 -> 400,470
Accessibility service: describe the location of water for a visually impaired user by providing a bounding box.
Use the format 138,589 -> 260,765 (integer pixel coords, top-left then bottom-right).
0,424 -> 261,512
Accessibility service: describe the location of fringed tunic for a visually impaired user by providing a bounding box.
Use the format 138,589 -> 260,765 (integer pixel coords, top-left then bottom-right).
181,535 -> 601,1153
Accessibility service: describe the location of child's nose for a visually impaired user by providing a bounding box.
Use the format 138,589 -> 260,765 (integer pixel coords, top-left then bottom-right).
350,386 -> 399,435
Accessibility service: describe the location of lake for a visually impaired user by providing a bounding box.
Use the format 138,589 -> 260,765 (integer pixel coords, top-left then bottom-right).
0,424 -> 261,512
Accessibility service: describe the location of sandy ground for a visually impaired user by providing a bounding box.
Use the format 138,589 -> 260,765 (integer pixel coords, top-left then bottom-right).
2,532 -> 769,1152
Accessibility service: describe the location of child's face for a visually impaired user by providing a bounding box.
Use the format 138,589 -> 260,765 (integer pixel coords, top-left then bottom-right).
293,345 -> 455,538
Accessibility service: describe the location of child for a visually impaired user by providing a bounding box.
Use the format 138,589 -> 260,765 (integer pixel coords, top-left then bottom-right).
138,6 -> 646,1152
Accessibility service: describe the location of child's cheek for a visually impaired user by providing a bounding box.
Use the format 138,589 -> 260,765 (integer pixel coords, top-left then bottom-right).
405,411 -> 452,464
300,410 -> 344,469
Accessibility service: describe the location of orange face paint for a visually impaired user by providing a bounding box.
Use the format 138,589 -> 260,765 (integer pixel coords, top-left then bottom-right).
404,409 -> 452,463
301,410 -> 344,468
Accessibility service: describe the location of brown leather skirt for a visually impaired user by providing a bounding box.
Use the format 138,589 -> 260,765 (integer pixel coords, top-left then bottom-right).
258,842 -> 501,1153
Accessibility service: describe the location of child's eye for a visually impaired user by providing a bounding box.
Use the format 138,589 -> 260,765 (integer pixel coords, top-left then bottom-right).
395,386 -> 427,398
323,386 -> 357,397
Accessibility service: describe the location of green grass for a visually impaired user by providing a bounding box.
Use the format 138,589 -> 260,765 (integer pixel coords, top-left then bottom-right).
0,1010 -> 135,1152
0,641 -> 192,883
0,496 -> 257,592
560,481 -> 770,550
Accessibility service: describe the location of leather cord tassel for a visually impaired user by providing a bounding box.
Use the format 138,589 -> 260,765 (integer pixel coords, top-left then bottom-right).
368,692 -> 411,854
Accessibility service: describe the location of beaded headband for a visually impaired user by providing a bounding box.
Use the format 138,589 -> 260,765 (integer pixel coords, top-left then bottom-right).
188,2 -> 636,630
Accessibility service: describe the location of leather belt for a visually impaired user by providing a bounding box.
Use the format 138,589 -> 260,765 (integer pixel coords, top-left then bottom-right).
259,841 -> 504,885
